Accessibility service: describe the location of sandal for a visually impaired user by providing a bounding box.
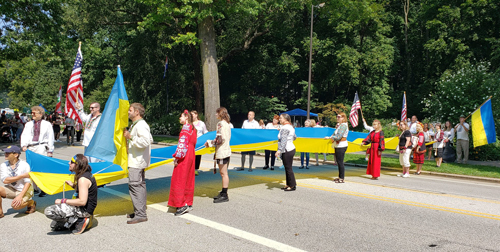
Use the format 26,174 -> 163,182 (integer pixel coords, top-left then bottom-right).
370,177 -> 379,180
333,178 -> 340,182
0,213 -> 4,218
283,187 -> 296,191
25,201 -> 36,214
335,179 -> 345,183
415,172 -> 421,175
280,185 -> 289,190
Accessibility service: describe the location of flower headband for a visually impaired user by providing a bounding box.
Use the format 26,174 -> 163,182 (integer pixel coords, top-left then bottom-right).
184,109 -> 189,115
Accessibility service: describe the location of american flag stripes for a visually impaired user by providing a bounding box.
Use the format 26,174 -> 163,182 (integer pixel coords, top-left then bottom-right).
65,47 -> 84,123
349,92 -> 361,127
401,92 -> 407,123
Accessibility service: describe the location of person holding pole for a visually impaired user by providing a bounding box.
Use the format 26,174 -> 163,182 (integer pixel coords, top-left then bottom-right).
455,115 -> 470,164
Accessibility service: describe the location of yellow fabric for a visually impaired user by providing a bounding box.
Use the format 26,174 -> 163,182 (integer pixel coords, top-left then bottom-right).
112,99 -> 130,173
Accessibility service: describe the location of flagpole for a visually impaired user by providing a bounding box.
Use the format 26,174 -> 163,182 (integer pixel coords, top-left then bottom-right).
464,96 -> 492,121
359,94 -> 364,120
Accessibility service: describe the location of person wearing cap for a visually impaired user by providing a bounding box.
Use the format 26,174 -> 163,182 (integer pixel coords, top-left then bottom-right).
0,145 -> 36,218
455,115 -> 470,164
123,103 -> 153,224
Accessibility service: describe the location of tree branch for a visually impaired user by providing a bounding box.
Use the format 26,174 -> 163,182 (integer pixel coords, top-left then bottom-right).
217,28 -> 269,65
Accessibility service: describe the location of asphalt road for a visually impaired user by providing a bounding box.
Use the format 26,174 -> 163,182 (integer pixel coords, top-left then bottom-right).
1,140 -> 500,251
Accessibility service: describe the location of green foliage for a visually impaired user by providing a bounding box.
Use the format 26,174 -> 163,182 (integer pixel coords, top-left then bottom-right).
423,62 -> 500,123
150,113 -> 183,136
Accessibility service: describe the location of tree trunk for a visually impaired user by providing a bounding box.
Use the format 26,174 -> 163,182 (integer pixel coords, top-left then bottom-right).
190,44 -> 203,113
198,12 -> 220,131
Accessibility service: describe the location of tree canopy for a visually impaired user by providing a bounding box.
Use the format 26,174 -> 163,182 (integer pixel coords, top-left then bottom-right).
1,0 -> 499,129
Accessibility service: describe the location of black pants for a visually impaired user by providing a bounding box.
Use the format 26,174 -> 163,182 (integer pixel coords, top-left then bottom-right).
334,147 -> 347,179
66,126 -> 75,144
76,130 -> 82,142
282,149 -> 296,188
265,150 -> 276,167
195,155 -> 201,170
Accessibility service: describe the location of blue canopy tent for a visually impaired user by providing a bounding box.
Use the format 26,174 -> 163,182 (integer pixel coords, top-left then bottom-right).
280,108 -> 318,127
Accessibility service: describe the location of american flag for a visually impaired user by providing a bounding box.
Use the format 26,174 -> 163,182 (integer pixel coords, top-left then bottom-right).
349,92 -> 361,127
401,92 -> 407,123
65,47 -> 83,123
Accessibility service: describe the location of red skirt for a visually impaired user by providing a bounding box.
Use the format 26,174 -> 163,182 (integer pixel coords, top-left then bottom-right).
413,152 -> 425,164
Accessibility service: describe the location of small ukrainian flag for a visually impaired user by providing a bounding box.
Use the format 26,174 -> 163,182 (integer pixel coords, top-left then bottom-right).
471,98 -> 496,148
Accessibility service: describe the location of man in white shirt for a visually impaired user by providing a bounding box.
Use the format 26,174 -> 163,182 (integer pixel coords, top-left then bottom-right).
124,103 -> 153,224
455,115 -> 470,164
20,106 -> 54,197
237,111 -> 260,172
21,106 -> 55,157
76,102 -> 102,162
408,115 -> 419,135
0,145 -> 36,217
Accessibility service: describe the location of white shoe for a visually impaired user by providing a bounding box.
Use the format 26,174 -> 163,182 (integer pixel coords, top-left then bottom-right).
402,173 -> 410,178
397,174 -> 403,177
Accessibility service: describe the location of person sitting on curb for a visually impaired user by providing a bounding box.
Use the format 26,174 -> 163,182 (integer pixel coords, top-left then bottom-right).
0,145 -> 36,218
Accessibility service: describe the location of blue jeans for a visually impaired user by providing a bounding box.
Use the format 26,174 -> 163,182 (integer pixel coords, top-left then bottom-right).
300,153 -> 309,166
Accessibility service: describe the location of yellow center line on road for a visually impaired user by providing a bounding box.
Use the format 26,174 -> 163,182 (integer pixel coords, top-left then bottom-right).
200,159 -> 500,206
231,173 -> 500,222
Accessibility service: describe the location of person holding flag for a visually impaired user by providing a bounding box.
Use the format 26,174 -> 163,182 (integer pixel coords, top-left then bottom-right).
75,102 -> 102,162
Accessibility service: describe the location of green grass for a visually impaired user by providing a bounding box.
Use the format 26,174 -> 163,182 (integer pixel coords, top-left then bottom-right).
341,154 -> 500,179
153,136 -> 178,144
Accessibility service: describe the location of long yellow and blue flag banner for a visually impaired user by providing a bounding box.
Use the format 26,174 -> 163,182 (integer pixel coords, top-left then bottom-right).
471,98 -> 496,148
28,127 -> 407,194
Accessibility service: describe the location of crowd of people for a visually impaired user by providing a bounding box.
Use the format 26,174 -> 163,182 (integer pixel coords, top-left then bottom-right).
1,103 -> 472,234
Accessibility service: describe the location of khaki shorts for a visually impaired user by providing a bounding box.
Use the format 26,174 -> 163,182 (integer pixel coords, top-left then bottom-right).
2,185 -> 34,203
399,148 -> 412,167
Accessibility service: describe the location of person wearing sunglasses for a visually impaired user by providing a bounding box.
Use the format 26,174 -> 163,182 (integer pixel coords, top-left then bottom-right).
75,102 -> 102,162
0,145 -> 36,218
44,154 -> 97,234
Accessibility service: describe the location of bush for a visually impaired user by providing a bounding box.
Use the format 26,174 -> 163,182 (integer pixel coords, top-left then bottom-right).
468,140 -> 500,161
149,113 -> 182,136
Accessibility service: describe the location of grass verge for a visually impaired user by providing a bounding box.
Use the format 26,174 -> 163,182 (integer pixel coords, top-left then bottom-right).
153,136 -> 178,144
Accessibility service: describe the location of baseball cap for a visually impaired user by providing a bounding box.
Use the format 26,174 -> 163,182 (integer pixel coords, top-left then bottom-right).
3,145 -> 21,154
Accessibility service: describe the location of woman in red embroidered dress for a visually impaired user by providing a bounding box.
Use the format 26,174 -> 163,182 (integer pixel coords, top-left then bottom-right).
413,123 -> 426,174
168,110 -> 197,216
362,120 -> 385,180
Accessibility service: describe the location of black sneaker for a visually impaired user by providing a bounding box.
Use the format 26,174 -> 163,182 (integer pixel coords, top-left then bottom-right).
213,192 -> 223,200
213,194 -> 229,203
38,191 -> 47,197
270,167 -> 275,170
175,205 -> 190,216
263,165 -> 269,170
299,166 -> 304,169
72,217 -> 91,235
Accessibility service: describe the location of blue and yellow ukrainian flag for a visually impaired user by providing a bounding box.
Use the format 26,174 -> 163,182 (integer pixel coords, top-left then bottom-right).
471,98 -> 496,148
85,66 -> 130,171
